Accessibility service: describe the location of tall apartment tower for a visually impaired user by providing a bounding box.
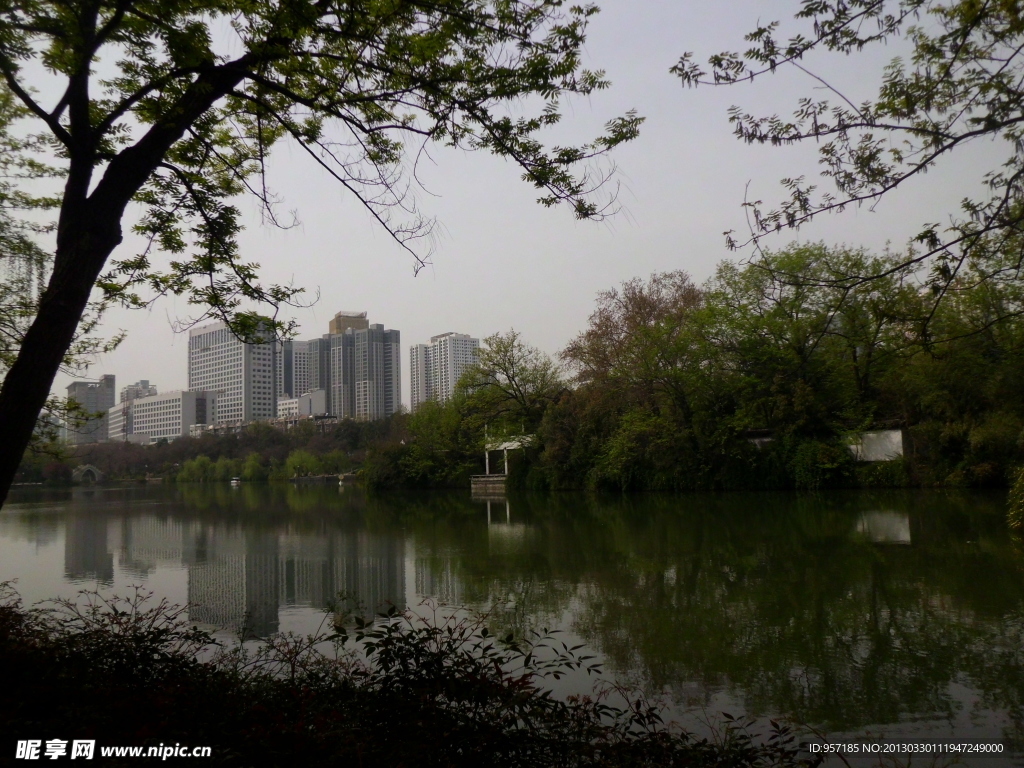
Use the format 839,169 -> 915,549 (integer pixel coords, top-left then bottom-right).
308,335 -> 332,411
328,324 -> 401,421
329,310 -> 370,336
352,324 -> 401,420
410,332 -> 480,411
409,344 -> 431,413
188,321 -> 276,425
66,374 -> 116,444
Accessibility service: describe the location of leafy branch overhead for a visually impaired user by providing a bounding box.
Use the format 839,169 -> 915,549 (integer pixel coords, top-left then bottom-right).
1,0 -> 641,340
674,0 -> 1024,302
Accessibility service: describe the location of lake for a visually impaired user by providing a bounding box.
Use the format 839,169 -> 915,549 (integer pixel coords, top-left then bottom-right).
2,484 -> 1022,763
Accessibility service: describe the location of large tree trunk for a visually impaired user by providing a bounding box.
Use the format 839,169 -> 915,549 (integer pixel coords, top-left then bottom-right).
0,212 -> 122,506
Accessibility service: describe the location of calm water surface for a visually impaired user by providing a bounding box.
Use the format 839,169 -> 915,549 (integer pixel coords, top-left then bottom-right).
2,484 -> 1023,762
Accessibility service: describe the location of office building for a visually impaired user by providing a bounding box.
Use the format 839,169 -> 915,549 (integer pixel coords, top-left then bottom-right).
188,321 -> 276,425
106,401 -> 132,442
132,390 -> 216,444
121,379 -> 157,403
66,374 -> 116,444
410,332 -> 479,411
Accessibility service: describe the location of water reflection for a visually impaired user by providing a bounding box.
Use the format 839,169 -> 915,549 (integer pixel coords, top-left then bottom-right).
2,485 -> 1023,751
855,511 -> 912,543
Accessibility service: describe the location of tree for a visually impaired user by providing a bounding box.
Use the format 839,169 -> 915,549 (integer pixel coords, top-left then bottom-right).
462,329 -> 562,434
674,0 -> 1024,316
0,0 -> 641,505
561,271 -> 706,421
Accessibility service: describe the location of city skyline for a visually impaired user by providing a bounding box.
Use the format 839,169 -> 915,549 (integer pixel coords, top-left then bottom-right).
47,0 -> 1003,411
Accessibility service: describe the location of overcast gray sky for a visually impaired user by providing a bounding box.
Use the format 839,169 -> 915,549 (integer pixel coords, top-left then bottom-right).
51,0 -> 1003,407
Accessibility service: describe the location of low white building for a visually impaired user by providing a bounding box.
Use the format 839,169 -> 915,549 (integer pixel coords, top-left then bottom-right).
276,389 -> 327,418
132,390 -> 217,444
106,401 -> 132,442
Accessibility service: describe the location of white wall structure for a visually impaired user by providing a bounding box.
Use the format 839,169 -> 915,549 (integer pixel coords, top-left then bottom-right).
188,321 -> 276,425
132,390 -> 216,443
409,332 -> 479,412
277,389 -> 327,418
106,401 -> 132,442
849,429 -> 904,462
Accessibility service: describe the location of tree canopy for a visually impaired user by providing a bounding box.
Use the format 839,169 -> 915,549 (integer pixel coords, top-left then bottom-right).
0,0 -> 641,503
674,0 -> 1024,313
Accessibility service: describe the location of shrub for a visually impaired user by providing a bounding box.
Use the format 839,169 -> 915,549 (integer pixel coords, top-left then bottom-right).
0,585 -> 814,767
791,440 -> 854,490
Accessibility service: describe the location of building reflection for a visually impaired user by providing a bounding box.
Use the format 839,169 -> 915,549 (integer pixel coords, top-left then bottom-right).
64,515 -> 114,584
85,513 -> 412,636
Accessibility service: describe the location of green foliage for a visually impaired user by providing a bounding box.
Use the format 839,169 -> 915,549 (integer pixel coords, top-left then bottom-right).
675,0 -> 1024,314
178,454 -> 214,483
240,452 -> 268,482
0,584 -> 814,767
213,455 -> 240,482
285,449 -> 322,478
318,450 -> 346,475
461,330 -> 563,437
0,0 -> 641,340
790,440 -> 854,491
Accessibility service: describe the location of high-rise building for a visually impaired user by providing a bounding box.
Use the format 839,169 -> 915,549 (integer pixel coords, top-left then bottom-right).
328,310 -> 370,336
188,321 -> 276,425
279,313 -> 401,421
274,340 -> 313,400
120,379 -> 157,403
409,344 -> 431,412
66,374 -> 116,444
353,324 -> 401,420
409,332 -> 479,411
308,335 -> 332,412
329,331 -> 355,418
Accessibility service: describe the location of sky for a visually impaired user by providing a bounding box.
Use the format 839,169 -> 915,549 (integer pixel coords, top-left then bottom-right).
47,0 -> 1007,408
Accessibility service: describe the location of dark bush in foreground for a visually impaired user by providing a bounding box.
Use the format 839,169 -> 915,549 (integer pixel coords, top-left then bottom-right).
0,586 -> 815,767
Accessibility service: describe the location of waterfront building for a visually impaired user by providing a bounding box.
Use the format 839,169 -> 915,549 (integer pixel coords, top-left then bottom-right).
188,321 -> 276,425
131,390 -> 217,443
409,332 -> 479,411
65,374 -> 116,445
